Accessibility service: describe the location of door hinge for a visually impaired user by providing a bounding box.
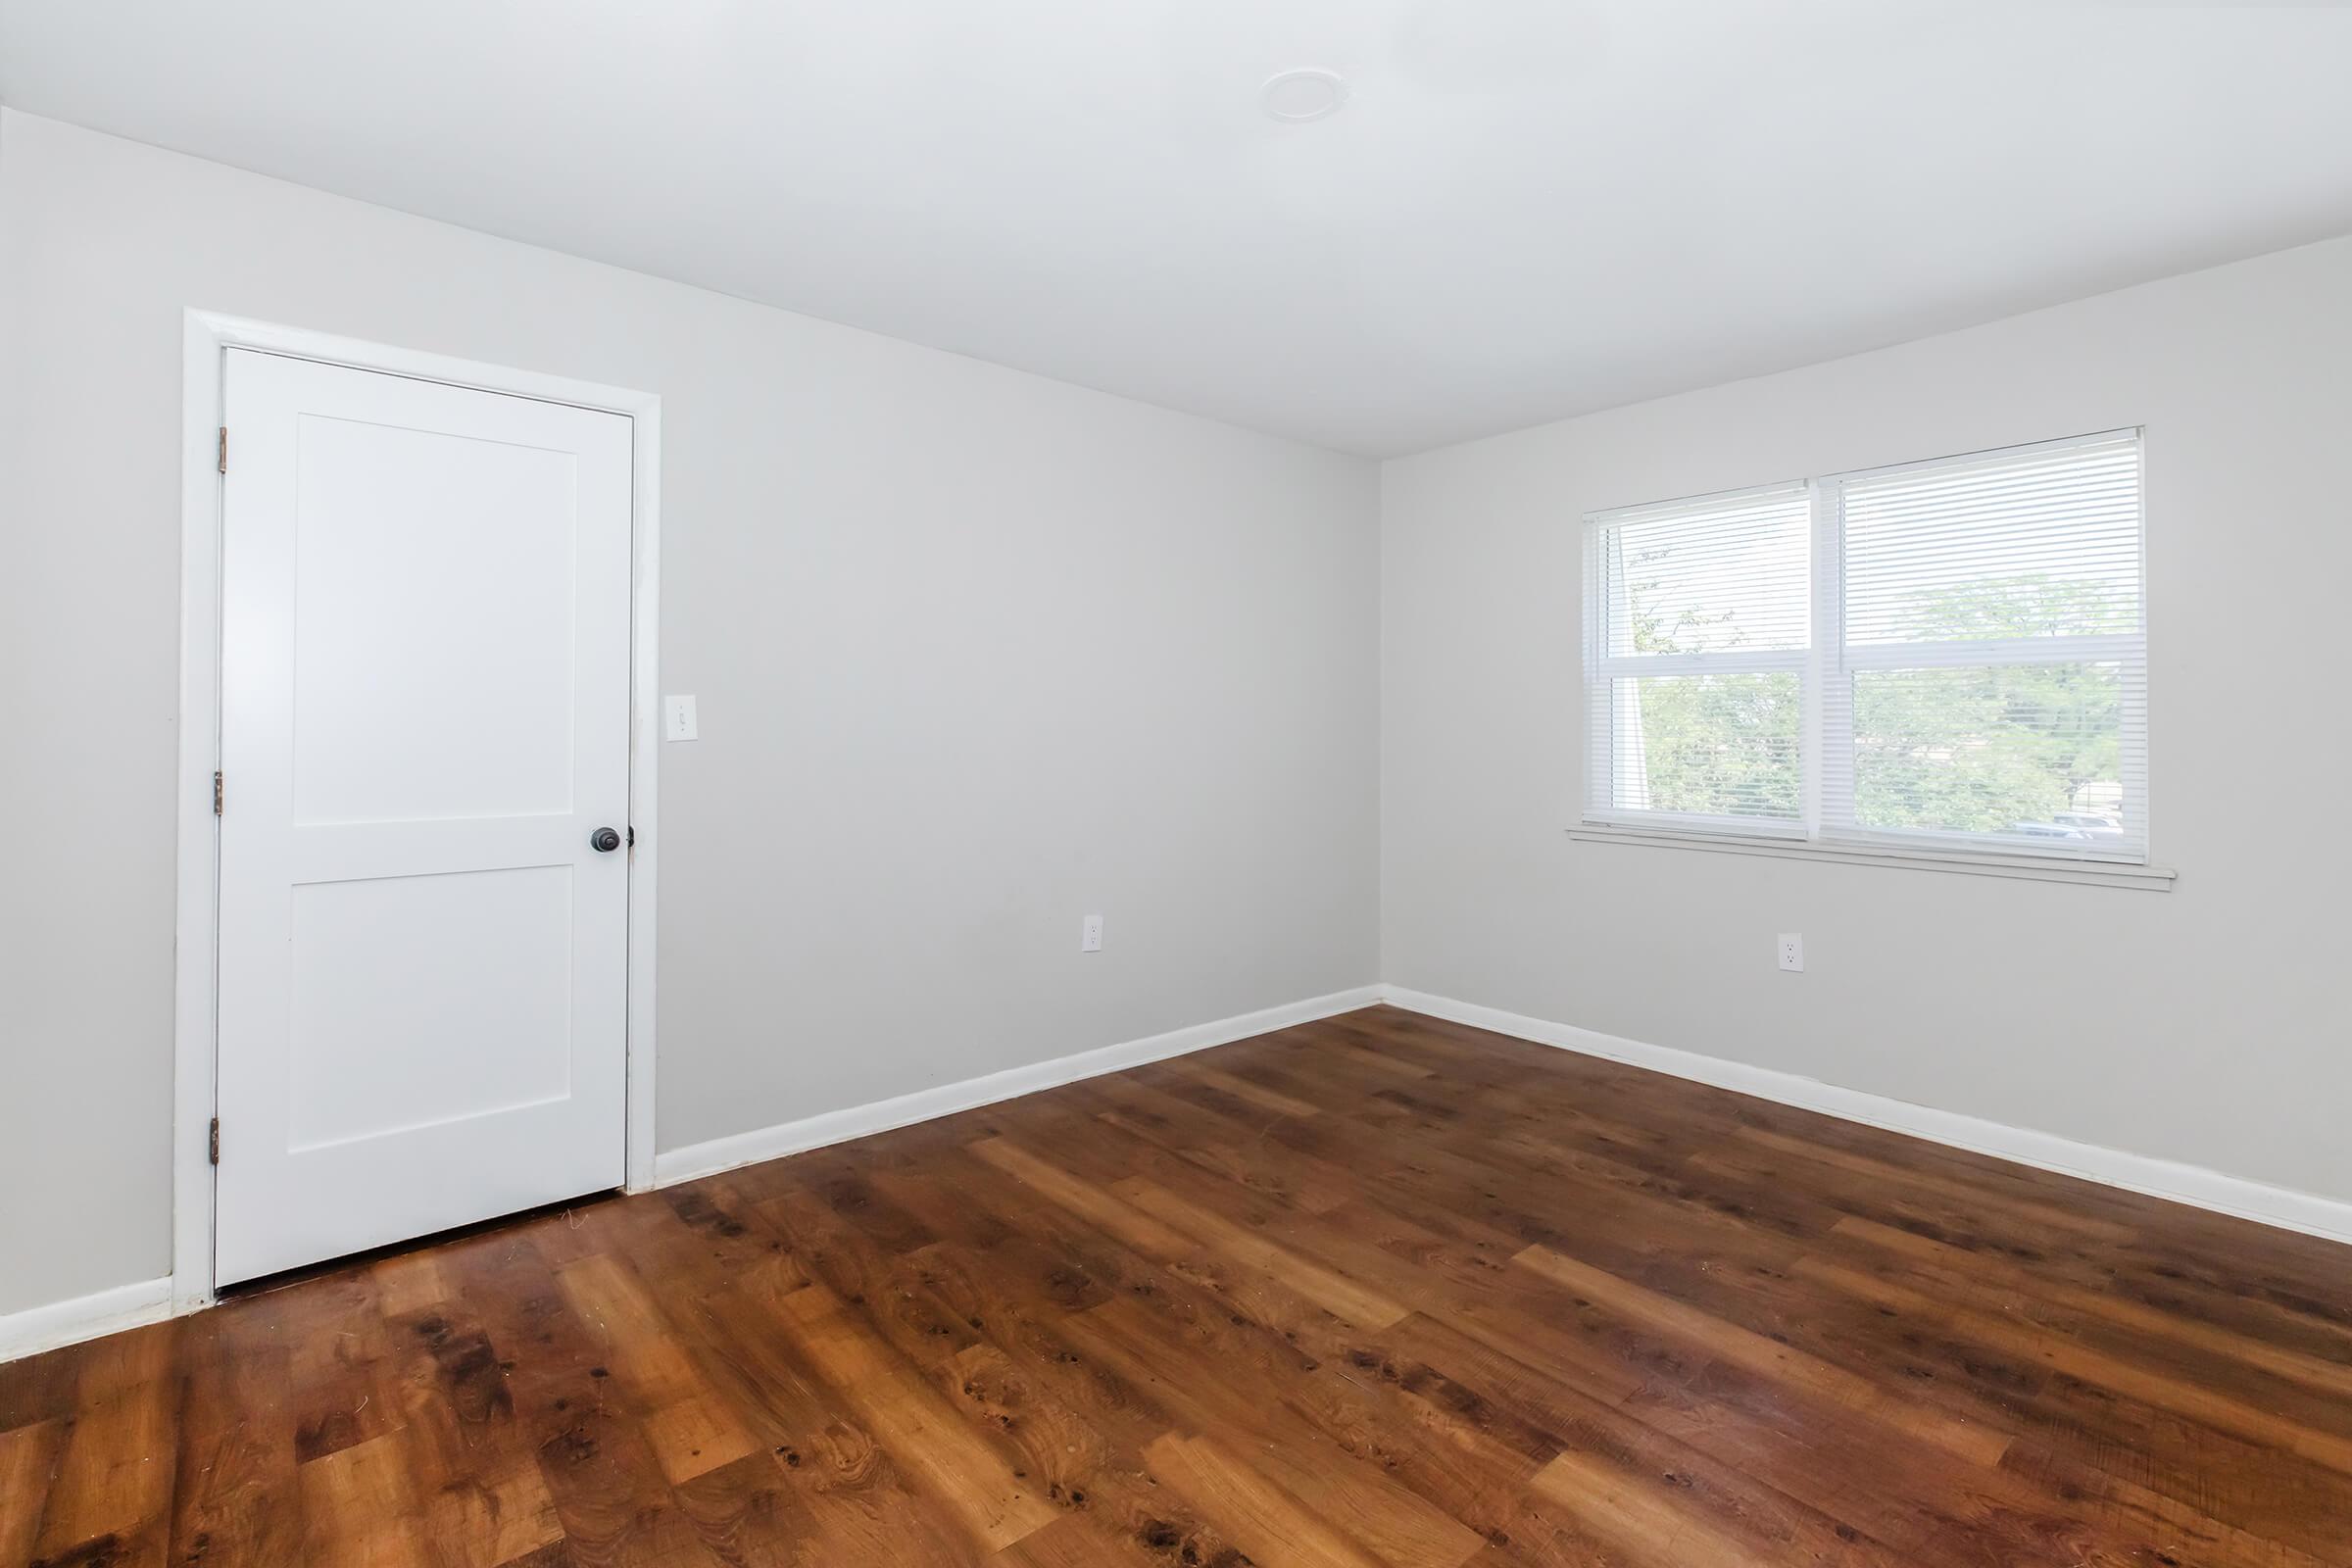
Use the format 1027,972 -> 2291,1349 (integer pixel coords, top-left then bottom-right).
209,1117 -> 220,1165
214,770 -> 223,816
219,426 -> 228,475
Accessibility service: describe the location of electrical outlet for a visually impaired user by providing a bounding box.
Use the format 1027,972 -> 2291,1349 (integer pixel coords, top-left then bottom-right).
1778,932 -> 1804,972
1081,913 -> 1103,953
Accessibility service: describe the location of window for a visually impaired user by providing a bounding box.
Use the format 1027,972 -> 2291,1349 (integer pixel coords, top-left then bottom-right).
1583,430 -> 2147,867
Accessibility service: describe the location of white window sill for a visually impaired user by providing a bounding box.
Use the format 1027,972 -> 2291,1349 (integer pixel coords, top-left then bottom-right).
1566,823 -> 2177,891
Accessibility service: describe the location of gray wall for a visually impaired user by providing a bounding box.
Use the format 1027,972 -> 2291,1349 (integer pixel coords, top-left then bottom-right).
1382,233 -> 2352,1209
0,111 -> 1382,1316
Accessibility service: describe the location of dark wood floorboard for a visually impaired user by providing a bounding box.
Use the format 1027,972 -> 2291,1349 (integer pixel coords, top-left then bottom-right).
5,1004 -> 2349,1566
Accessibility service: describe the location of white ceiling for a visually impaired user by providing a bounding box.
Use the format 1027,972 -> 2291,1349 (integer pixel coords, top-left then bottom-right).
4,2 -> 2350,456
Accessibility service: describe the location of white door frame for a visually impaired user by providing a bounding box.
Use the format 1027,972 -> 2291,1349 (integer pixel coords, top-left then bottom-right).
172,311 -> 662,1311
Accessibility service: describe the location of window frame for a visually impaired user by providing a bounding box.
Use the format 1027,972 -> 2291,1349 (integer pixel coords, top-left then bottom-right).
1578,429 -> 2167,887
1582,480 -> 1813,841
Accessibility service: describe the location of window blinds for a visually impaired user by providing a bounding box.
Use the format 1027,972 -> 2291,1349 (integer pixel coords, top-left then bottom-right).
1823,432 -> 2145,859
1583,430 -> 2147,864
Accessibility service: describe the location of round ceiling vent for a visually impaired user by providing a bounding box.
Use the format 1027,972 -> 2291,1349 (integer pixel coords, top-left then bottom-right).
1261,69 -> 1348,123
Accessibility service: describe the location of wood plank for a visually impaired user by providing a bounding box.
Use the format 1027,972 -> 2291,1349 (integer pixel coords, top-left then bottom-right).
1528,1445 -> 1885,1568
0,1418 -> 66,1565
168,1306 -> 303,1568
556,1252 -> 760,1484
390,1301 -> 565,1567
1829,1212 -> 2352,1400
766,1282 -> 1059,1554
968,1136 -> 1197,1259
984,1511 -> 1163,1567
27,1324 -> 178,1568
299,1431 -> 433,1568
1171,1061 -> 1324,1120
1109,1177 -> 1409,1329
1513,1244 -> 2011,1466
1789,1252 -> 2352,1477
1142,1431 -> 1394,1568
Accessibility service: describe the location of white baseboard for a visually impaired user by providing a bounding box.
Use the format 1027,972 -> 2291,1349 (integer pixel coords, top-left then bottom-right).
0,1275 -> 174,1365
1378,986 -> 2352,1250
653,985 -> 1385,1188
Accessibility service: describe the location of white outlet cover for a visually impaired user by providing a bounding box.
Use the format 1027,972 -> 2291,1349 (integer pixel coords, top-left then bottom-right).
1081,913 -> 1103,953
1777,932 -> 1804,972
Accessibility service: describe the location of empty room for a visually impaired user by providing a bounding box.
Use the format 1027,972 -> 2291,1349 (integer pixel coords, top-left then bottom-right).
3,2 -> 2350,1564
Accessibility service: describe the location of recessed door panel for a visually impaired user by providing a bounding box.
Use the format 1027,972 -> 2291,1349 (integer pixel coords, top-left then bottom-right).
287,865 -> 575,1152
291,416 -> 581,825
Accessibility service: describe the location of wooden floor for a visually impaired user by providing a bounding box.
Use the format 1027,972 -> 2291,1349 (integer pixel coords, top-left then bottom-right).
6,1006 -> 2352,1567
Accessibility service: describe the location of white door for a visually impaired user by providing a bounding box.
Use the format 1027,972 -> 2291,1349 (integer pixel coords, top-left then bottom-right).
215,349 -> 634,1286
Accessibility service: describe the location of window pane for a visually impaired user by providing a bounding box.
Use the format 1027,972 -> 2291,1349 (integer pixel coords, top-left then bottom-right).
1851,662 -> 2129,841
1842,435 -> 2140,644
1599,487 -> 1809,657
1610,671 -> 1800,821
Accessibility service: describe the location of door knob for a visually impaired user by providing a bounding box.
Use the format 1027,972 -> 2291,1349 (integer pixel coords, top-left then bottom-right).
590,826 -> 622,853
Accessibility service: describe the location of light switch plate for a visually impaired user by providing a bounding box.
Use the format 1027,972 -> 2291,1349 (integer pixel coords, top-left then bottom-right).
664,695 -> 699,742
